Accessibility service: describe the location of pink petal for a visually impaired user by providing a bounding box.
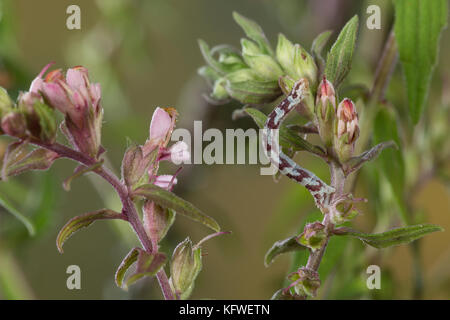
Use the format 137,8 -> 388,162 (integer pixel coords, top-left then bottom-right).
90,83 -> 101,108
154,175 -> 178,189
29,77 -> 44,94
149,107 -> 172,144
41,82 -> 72,114
66,67 -> 88,91
168,141 -> 190,164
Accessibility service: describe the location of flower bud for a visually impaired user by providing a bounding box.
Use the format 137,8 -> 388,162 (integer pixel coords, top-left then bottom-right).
170,237 -> 202,299
297,222 -> 326,252
316,77 -> 337,147
242,39 -> 283,81
222,69 -> 281,105
1,111 -> 27,138
276,34 -> 295,72
288,267 -> 321,298
293,45 -> 318,87
276,34 -> 318,85
334,98 -> 359,162
211,78 -> 229,101
218,51 -> 246,71
142,201 -> 175,244
18,92 -> 57,142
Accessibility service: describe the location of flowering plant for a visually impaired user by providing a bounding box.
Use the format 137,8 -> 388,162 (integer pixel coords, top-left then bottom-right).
198,11 -> 446,299
0,64 -> 226,300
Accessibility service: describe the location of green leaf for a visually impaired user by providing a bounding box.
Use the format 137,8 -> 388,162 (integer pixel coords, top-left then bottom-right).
325,15 -> 359,88
232,12 -> 273,56
374,108 -> 406,222
394,0 -> 448,123
244,107 -> 325,156
334,224 -> 443,249
132,184 -> 220,232
124,250 -> 167,289
198,40 -> 228,75
264,236 -> 307,267
56,209 -> 125,253
345,141 -> 397,175
115,247 -> 140,288
0,191 -> 35,236
226,79 -> 281,104
2,143 -> 59,180
311,30 -> 333,76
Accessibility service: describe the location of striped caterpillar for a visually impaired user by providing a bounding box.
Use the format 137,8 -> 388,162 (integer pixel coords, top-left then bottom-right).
263,79 -> 335,207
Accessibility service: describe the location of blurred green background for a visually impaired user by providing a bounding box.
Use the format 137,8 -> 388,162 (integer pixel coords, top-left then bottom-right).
0,0 -> 449,299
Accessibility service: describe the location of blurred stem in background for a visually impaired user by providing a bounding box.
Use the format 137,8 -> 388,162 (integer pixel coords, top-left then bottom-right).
0,246 -> 35,299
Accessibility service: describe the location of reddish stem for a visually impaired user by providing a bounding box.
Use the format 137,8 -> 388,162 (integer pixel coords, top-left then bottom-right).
31,140 -> 175,300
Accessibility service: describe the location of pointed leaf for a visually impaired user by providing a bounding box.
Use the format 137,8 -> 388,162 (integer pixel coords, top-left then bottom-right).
345,141 -> 397,175
0,191 -> 35,235
1,140 -> 29,180
115,247 -> 140,288
63,160 -> 104,191
265,236 -> 307,267
3,147 -> 59,179
394,0 -> 448,123
311,30 -> 333,76
56,209 -> 125,253
132,184 -> 220,232
232,12 -> 273,56
124,250 -> 167,289
325,15 -> 359,88
244,107 -> 325,156
334,224 -> 443,249
198,40 -> 228,75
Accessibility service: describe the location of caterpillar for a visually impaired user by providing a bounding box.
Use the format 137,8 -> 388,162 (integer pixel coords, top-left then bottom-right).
263,78 -> 335,207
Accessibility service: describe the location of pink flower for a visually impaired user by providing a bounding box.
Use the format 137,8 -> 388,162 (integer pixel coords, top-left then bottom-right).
154,174 -> 178,190
159,141 -> 190,165
149,107 -> 173,145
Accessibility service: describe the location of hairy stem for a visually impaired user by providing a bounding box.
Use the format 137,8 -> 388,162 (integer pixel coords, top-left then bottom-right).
304,161 -> 345,294
30,140 -> 174,300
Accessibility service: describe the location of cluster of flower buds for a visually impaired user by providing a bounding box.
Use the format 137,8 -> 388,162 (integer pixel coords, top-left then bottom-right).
287,267 -> 321,298
30,64 -> 103,158
198,13 -> 318,106
313,77 -> 359,162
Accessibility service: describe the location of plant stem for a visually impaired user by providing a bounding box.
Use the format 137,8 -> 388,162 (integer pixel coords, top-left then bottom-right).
304,161 -> 345,291
31,140 -> 174,300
